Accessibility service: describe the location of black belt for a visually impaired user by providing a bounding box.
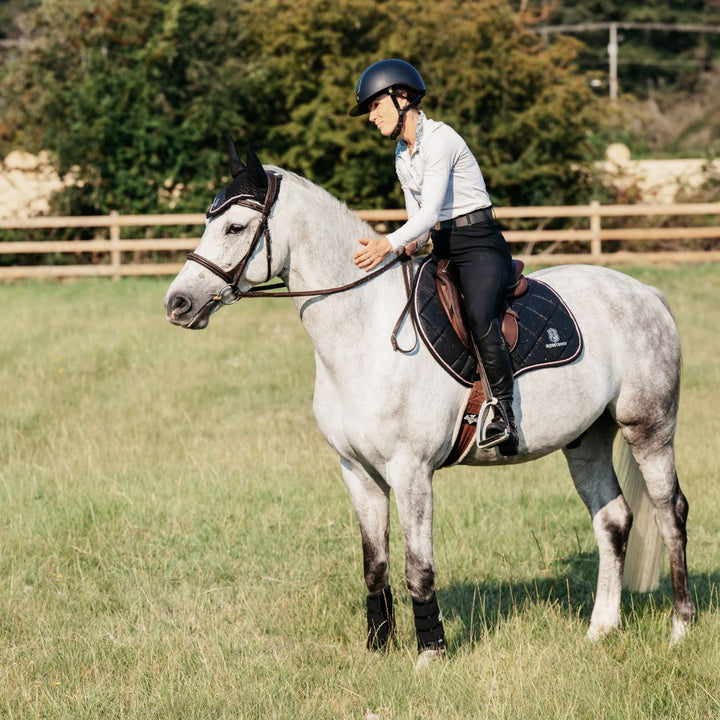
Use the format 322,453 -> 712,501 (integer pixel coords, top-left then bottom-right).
434,206 -> 494,231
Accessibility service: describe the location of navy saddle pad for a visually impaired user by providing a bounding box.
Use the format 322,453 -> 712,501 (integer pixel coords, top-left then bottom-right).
412,256 -> 583,388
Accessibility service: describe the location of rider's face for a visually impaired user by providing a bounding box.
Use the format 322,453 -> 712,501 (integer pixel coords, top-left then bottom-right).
368,93 -> 406,136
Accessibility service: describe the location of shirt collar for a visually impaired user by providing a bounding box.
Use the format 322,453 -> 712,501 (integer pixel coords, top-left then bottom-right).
395,112 -> 426,159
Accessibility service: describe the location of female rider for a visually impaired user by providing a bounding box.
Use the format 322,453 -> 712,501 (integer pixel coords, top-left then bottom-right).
350,58 -> 518,455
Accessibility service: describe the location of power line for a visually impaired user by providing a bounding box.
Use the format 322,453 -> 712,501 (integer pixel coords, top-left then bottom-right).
537,22 -> 720,36
536,21 -> 720,100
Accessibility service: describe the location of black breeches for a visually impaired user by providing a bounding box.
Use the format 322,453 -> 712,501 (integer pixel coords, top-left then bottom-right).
432,220 -> 513,339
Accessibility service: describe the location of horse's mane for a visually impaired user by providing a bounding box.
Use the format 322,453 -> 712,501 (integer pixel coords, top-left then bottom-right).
270,166 -> 376,239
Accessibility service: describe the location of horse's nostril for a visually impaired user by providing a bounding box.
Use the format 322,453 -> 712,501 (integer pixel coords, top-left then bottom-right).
168,293 -> 191,319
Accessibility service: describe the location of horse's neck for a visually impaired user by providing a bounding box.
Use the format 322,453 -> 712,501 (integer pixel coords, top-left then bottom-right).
298,275 -> 405,384
273,173 -> 375,296
274,176 -> 404,366
276,179 -> 371,291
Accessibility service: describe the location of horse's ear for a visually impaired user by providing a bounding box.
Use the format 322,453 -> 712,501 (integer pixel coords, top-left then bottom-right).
228,135 -> 245,178
245,142 -> 268,192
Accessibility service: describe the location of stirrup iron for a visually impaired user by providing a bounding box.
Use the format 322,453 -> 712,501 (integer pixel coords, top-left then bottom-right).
476,396 -> 511,449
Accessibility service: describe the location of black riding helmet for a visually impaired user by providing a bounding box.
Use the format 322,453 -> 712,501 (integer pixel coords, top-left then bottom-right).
349,58 -> 426,139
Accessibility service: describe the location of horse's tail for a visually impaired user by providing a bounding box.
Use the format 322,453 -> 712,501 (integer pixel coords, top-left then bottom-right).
616,439 -> 664,592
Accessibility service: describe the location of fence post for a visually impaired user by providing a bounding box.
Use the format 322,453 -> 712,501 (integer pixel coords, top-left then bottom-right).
590,200 -> 602,259
109,211 -> 121,279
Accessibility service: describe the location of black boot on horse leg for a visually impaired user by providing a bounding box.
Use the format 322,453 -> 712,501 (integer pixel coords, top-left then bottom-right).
474,319 -> 518,456
412,592 -> 446,666
366,585 -> 395,650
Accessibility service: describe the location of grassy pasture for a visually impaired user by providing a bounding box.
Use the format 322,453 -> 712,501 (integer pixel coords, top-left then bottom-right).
1,264 -> 719,719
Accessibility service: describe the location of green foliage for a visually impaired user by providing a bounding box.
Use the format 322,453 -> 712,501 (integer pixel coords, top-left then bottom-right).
2,0 -> 266,214
0,0 -> 605,215
244,0 -> 402,207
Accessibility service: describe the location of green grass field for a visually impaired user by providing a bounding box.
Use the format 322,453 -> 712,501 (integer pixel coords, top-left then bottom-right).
1,264 -> 719,719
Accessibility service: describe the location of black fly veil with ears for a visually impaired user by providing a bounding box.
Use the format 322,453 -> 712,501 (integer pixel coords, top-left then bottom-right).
206,138 -> 269,217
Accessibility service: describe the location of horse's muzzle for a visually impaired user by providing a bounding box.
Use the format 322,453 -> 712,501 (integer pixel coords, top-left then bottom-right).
165,291 -> 213,329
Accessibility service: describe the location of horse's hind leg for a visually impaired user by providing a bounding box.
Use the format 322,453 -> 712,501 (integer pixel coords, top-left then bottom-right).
563,412 -> 632,640
340,459 -> 394,650
665,475 -> 694,643
619,426 -> 696,644
614,303 -> 695,642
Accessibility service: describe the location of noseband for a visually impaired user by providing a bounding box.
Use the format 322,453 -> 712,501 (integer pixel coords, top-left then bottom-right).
186,170 -> 281,305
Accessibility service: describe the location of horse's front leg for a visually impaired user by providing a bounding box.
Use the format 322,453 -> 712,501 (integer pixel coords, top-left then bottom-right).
389,458 -> 446,666
340,459 -> 394,650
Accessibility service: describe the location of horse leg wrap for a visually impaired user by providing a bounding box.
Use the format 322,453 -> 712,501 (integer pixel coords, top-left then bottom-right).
366,586 -> 395,650
412,592 -> 446,653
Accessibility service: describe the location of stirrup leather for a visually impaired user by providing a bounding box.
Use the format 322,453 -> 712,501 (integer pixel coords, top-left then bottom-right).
476,396 -> 511,449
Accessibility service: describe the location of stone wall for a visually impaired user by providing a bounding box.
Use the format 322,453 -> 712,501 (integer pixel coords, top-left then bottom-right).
0,150 -> 75,220
596,143 -> 720,204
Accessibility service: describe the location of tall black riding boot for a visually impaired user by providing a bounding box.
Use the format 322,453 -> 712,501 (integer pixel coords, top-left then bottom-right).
474,319 -> 518,456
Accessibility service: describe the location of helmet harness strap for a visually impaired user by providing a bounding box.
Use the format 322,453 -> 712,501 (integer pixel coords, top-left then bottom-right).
388,87 -> 421,141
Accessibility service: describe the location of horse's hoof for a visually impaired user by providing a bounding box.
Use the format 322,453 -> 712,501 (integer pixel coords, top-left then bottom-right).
585,623 -> 615,643
669,615 -> 691,646
364,707 -> 389,720
415,647 -> 445,671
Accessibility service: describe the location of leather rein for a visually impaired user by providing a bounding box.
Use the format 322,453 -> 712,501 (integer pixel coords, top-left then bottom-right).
186,170 -> 410,305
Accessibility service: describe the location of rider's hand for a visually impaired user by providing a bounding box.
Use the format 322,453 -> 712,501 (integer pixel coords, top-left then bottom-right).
353,237 -> 392,271
403,240 -> 419,256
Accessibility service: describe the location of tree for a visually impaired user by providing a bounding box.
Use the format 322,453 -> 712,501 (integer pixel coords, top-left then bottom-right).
242,0 -> 605,208
1,0 -> 266,214
0,0 -> 39,41
0,0 -> 606,215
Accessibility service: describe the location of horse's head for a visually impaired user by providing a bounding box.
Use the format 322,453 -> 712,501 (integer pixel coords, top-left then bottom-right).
164,140 -> 283,329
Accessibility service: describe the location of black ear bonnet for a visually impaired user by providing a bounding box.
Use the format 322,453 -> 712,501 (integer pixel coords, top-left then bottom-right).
207,138 -> 269,217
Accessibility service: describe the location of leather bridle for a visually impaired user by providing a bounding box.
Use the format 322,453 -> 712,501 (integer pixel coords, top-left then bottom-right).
186,170 -> 281,306
185,169 -> 410,310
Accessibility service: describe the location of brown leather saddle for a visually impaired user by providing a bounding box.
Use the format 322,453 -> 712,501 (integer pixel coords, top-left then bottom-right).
435,257 -> 528,355
428,258 -> 525,465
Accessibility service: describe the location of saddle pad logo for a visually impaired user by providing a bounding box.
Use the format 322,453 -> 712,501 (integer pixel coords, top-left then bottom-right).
545,327 -> 567,349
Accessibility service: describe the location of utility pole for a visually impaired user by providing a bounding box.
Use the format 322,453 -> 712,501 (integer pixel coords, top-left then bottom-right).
608,22 -> 618,101
537,22 -> 720,101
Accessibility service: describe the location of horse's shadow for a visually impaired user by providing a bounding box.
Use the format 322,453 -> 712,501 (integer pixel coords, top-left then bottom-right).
439,551 -> 719,648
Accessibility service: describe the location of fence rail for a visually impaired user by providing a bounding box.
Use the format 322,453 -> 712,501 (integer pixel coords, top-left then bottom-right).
1,201 -> 719,280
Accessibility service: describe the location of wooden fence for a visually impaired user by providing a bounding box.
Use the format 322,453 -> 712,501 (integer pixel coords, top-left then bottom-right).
1,201 -> 719,280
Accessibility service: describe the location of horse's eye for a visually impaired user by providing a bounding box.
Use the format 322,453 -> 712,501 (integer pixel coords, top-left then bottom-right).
227,223 -> 245,235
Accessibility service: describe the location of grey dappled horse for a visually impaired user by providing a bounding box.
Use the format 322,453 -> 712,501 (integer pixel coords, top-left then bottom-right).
164,146 -> 694,666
